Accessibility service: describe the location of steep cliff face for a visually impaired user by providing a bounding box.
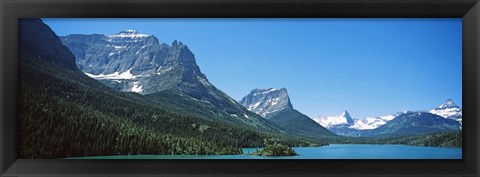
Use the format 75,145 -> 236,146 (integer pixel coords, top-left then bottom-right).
61,30 -> 164,75
239,88 -> 293,118
61,31 -> 213,95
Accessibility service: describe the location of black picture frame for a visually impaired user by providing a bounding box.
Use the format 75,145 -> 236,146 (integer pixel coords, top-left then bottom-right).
1,0 -> 479,176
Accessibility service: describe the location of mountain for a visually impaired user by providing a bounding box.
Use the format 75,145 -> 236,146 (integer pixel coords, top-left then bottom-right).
19,19 -> 78,71
349,111 -> 407,130
240,88 -> 335,138
429,99 -> 462,123
349,117 -> 388,130
60,31 -> 277,131
367,112 -> 462,136
314,111 -> 354,128
313,111 -> 364,136
239,88 -> 292,118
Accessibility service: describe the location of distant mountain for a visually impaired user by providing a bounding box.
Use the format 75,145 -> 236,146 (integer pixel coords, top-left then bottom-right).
314,99 -> 462,137
316,111 -> 460,137
61,31 -> 277,131
313,111 -> 363,136
314,111 -> 354,128
239,88 -> 292,118
366,112 -> 461,136
349,111 -> 407,130
429,99 -> 462,123
240,88 -> 335,138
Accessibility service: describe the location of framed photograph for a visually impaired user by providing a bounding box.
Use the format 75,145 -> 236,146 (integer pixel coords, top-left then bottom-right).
1,0 -> 479,176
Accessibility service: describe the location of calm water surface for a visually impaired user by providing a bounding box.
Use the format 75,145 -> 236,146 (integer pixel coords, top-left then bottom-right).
69,144 -> 462,159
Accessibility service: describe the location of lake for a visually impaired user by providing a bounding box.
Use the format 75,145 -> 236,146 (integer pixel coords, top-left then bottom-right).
68,144 -> 462,159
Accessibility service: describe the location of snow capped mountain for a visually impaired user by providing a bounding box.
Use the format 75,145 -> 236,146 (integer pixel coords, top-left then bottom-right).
429,99 -> 462,122
350,117 -> 387,130
60,31 -> 204,94
312,110 -> 410,136
314,111 -> 354,128
239,88 -> 293,118
311,99 -> 462,136
434,99 -> 459,110
349,111 -> 407,130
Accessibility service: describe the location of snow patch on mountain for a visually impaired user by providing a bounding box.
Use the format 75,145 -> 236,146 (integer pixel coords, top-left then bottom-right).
350,117 -> 387,130
430,108 -> 462,118
131,81 -> 143,93
85,68 -> 139,80
108,30 -> 150,38
379,114 -> 396,121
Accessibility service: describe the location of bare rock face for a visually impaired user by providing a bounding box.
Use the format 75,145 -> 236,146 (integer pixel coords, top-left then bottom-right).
239,88 -> 293,118
60,31 -> 210,95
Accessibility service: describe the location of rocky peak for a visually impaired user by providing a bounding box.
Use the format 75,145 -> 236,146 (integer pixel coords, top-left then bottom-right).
429,99 -> 462,121
165,40 -> 196,64
239,88 -> 293,118
435,99 -> 460,110
341,111 -> 354,124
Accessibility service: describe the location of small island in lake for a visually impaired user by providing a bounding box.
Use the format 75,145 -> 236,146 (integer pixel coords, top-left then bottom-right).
250,143 -> 299,156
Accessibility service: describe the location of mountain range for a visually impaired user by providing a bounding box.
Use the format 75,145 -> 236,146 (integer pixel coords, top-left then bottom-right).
60,30 -> 281,131
62,29 -> 461,138
314,99 -> 462,136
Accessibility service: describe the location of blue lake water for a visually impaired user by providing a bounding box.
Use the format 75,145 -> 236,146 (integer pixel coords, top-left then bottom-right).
69,144 -> 462,159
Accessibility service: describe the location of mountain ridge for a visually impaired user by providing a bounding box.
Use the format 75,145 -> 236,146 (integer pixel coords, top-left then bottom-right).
313,99 -> 461,137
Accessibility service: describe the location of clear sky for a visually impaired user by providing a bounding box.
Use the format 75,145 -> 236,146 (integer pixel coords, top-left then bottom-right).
42,18 -> 462,119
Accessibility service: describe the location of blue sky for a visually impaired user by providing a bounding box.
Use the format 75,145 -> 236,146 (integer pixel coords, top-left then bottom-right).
42,18 -> 462,119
